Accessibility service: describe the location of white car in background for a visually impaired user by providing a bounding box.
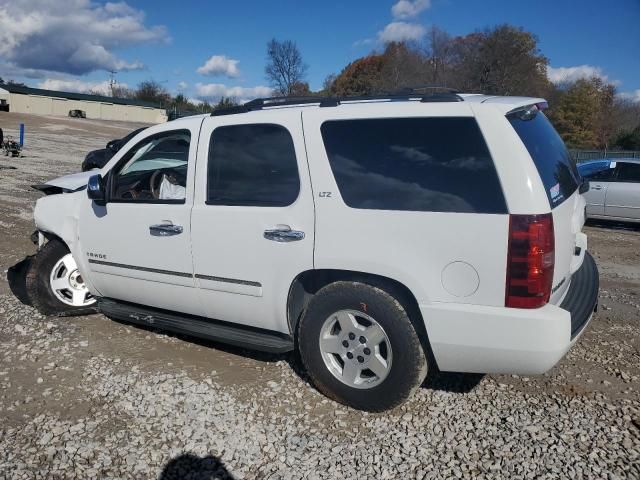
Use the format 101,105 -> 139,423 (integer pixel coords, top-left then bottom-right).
25,92 -> 599,411
579,159 -> 640,223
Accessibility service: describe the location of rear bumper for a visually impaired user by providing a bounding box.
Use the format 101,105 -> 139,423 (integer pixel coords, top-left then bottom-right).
562,252 -> 599,339
421,252 -> 599,374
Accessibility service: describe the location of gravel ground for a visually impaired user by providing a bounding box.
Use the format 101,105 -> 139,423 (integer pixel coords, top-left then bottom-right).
1,112 -> 639,479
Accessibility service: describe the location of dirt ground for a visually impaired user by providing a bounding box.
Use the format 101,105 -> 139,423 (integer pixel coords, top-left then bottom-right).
0,112 -> 638,479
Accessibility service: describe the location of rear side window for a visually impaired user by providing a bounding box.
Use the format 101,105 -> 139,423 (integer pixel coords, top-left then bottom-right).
320,117 -> 507,214
207,124 -> 300,206
508,111 -> 579,207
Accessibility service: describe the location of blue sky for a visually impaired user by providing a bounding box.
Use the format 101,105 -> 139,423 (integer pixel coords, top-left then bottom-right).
1,0 -> 639,102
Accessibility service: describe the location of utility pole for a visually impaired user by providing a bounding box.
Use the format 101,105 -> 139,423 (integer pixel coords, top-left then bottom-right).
108,70 -> 117,97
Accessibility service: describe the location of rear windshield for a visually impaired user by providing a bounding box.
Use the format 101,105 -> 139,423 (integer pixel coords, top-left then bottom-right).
320,117 -> 507,214
508,111 -> 579,207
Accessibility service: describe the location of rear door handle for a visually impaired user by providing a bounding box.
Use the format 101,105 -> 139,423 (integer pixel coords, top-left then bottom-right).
592,185 -> 603,190
264,225 -> 305,242
149,223 -> 183,236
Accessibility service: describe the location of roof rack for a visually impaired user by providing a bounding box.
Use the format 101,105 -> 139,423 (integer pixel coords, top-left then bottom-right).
211,89 -> 463,116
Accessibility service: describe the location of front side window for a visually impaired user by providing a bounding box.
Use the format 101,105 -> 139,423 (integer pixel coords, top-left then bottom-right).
320,117 -> 507,214
111,130 -> 190,203
207,124 -> 300,207
578,160 -> 613,181
616,162 -> 640,183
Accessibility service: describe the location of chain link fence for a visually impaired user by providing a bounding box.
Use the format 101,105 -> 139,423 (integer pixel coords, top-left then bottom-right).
570,150 -> 640,163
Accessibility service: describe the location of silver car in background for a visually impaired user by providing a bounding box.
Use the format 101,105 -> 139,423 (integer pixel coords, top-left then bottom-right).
579,159 -> 640,223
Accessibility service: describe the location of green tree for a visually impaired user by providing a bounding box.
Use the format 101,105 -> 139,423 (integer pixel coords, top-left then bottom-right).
614,126 -> 640,150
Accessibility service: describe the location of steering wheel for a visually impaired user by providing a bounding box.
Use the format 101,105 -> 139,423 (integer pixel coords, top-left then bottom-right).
150,170 -> 164,199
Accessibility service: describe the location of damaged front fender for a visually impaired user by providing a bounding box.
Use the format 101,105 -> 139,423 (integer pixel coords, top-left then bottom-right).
32,171 -> 94,196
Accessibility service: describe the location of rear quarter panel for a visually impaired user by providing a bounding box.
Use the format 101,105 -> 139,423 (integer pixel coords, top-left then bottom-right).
472,104 -> 585,305
302,103 -> 510,307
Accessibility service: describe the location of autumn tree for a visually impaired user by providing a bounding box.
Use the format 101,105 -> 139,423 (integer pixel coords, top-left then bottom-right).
451,25 -> 551,96
265,39 -> 308,96
330,55 -> 386,96
289,81 -> 312,96
548,77 -> 616,149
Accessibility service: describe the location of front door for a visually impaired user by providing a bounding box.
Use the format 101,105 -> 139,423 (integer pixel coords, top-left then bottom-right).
583,164 -> 617,216
605,162 -> 640,220
78,119 -> 203,315
190,115 -> 314,334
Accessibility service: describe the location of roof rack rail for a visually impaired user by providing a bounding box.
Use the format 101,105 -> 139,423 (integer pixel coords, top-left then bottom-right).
395,85 -> 460,94
211,91 -> 463,116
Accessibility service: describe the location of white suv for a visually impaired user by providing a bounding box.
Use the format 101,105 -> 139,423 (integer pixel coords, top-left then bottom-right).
27,92 -> 599,411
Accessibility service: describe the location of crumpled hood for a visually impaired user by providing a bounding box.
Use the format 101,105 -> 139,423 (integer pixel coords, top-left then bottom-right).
42,170 -> 94,191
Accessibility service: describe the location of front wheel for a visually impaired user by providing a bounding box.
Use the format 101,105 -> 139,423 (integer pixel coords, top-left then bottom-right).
298,281 -> 428,411
26,239 -> 97,316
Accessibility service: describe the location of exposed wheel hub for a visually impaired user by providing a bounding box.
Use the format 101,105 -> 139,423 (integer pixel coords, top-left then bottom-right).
318,309 -> 393,389
68,270 -> 83,289
49,253 -> 96,307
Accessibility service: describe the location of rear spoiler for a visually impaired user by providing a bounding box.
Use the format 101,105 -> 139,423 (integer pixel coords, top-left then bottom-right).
506,102 -> 549,120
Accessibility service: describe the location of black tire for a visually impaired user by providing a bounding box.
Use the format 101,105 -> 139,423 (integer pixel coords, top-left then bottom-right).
298,281 -> 428,411
25,239 -> 96,316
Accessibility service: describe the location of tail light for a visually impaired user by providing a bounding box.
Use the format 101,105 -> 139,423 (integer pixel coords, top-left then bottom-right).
505,214 -> 554,308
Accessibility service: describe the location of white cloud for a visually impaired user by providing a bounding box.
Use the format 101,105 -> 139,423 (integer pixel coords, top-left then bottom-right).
378,22 -> 426,43
177,81 -> 188,90
391,0 -> 431,19
353,38 -> 375,48
195,83 -> 272,103
547,65 -> 617,85
0,0 -> 167,75
618,89 -> 640,103
197,55 -> 241,78
37,78 -> 128,96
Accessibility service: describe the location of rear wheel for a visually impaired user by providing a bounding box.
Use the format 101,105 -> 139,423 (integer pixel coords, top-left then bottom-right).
298,281 -> 428,411
26,239 -> 97,316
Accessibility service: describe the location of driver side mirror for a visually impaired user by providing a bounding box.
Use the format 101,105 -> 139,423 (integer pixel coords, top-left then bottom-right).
579,178 -> 590,194
106,140 -> 120,153
87,174 -> 106,206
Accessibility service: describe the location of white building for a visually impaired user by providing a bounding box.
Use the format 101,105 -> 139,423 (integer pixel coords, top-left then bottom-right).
0,84 -> 167,124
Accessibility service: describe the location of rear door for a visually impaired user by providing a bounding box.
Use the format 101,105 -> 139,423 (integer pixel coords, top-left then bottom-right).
605,162 -> 640,220
190,113 -> 314,334
507,110 -> 585,304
